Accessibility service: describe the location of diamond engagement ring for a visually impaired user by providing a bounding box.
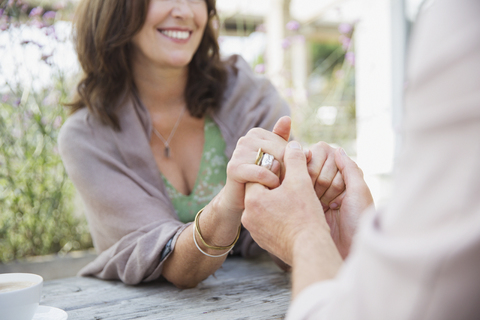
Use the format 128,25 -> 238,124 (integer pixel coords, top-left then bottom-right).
259,153 -> 274,171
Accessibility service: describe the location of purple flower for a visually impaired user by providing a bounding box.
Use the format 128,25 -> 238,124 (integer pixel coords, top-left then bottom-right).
338,23 -> 352,34
281,38 -> 291,49
340,35 -> 351,50
29,7 -> 43,17
43,11 -> 56,20
345,52 -> 355,66
254,64 -> 265,74
0,9 -> 4,17
294,35 -> 305,43
53,116 -> 63,129
0,23 -> 7,31
286,20 -> 300,31
255,24 -> 266,33
1,94 -> 9,103
45,26 -> 56,36
31,19 -> 45,29
14,99 -> 21,107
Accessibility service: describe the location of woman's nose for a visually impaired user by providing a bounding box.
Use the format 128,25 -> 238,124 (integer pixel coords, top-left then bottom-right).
170,0 -> 196,19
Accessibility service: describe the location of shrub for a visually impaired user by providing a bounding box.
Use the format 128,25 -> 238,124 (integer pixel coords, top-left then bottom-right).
0,0 -> 92,263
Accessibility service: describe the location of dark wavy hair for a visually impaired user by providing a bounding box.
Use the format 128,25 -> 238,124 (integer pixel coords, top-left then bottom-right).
68,0 -> 227,130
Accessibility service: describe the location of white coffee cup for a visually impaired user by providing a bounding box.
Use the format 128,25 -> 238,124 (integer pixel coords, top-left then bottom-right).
0,273 -> 43,320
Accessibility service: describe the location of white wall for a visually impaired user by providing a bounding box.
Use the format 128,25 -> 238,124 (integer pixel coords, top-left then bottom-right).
355,0 -> 403,206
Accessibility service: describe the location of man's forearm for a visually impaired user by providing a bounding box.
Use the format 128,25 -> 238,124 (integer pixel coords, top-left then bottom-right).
291,229 -> 343,299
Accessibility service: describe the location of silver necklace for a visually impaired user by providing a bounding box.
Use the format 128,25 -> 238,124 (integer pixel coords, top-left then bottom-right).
152,107 -> 186,158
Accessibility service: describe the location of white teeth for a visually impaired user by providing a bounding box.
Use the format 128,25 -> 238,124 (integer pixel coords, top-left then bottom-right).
160,30 -> 190,40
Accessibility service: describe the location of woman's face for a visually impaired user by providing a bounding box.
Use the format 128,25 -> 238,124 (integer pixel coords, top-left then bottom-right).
132,0 -> 208,69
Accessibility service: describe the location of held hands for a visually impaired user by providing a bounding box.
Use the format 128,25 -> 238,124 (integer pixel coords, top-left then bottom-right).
217,116 -> 343,216
242,117 -> 374,264
242,141 -> 330,265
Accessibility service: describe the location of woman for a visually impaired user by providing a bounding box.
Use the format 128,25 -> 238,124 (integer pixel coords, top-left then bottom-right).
59,0 -> 293,288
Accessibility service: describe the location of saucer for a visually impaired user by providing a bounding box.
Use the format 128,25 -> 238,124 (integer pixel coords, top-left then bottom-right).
33,306 -> 68,320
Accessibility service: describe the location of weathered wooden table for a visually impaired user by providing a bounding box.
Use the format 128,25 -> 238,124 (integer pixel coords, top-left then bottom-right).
40,254 -> 292,319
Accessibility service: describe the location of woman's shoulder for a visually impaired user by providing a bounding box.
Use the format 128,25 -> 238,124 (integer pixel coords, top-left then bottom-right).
60,108 -> 100,141
58,107 -> 115,159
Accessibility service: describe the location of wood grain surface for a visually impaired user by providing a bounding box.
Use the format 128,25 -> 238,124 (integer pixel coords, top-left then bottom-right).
40,254 -> 292,319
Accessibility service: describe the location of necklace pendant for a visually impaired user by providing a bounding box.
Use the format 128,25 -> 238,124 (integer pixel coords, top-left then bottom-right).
164,146 -> 170,158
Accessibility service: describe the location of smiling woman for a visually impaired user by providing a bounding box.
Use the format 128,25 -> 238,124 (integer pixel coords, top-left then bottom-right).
59,0 -> 292,288
132,0 -> 208,69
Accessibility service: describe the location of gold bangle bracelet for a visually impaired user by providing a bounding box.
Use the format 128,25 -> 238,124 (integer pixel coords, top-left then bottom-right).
194,207 -> 241,251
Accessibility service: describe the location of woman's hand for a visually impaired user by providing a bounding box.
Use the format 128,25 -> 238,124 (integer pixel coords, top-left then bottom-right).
323,149 -> 374,258
215,117 -> 292,215
307,142 -> 346,212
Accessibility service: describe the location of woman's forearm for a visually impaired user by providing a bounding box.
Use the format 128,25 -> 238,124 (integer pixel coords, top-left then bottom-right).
161,192 -> 242,288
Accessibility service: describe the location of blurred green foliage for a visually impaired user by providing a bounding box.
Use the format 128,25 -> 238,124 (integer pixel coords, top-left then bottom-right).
0,77 -> 92,263
294,40 -> 356,153
310,42 -> 346,74
0,0 -> 92,263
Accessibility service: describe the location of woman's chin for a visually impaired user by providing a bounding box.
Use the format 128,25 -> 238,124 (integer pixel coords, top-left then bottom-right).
164,55 -> 195,69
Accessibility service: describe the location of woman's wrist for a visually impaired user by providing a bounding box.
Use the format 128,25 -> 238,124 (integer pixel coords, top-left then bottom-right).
196,193 -> 242,249
211,186 -> 244,218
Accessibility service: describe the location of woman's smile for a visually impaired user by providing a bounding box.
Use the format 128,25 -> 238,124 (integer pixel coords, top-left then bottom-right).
158,28 -> 192,42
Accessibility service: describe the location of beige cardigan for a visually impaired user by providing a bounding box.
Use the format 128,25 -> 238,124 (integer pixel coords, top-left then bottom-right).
58,55 -> 290,284
287,0 -> 480,319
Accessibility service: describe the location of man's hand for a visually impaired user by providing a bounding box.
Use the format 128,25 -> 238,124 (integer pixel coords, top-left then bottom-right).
242,141 -> 332,266
243,141 -> 343,297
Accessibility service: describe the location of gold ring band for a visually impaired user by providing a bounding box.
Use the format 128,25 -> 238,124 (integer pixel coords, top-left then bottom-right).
255,148 -> 264,166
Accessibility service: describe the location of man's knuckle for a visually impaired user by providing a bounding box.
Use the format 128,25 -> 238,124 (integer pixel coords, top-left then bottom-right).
245,192 -> 261,210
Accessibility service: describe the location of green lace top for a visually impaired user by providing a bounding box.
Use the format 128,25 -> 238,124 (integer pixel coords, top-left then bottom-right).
162,117 -> 228,223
